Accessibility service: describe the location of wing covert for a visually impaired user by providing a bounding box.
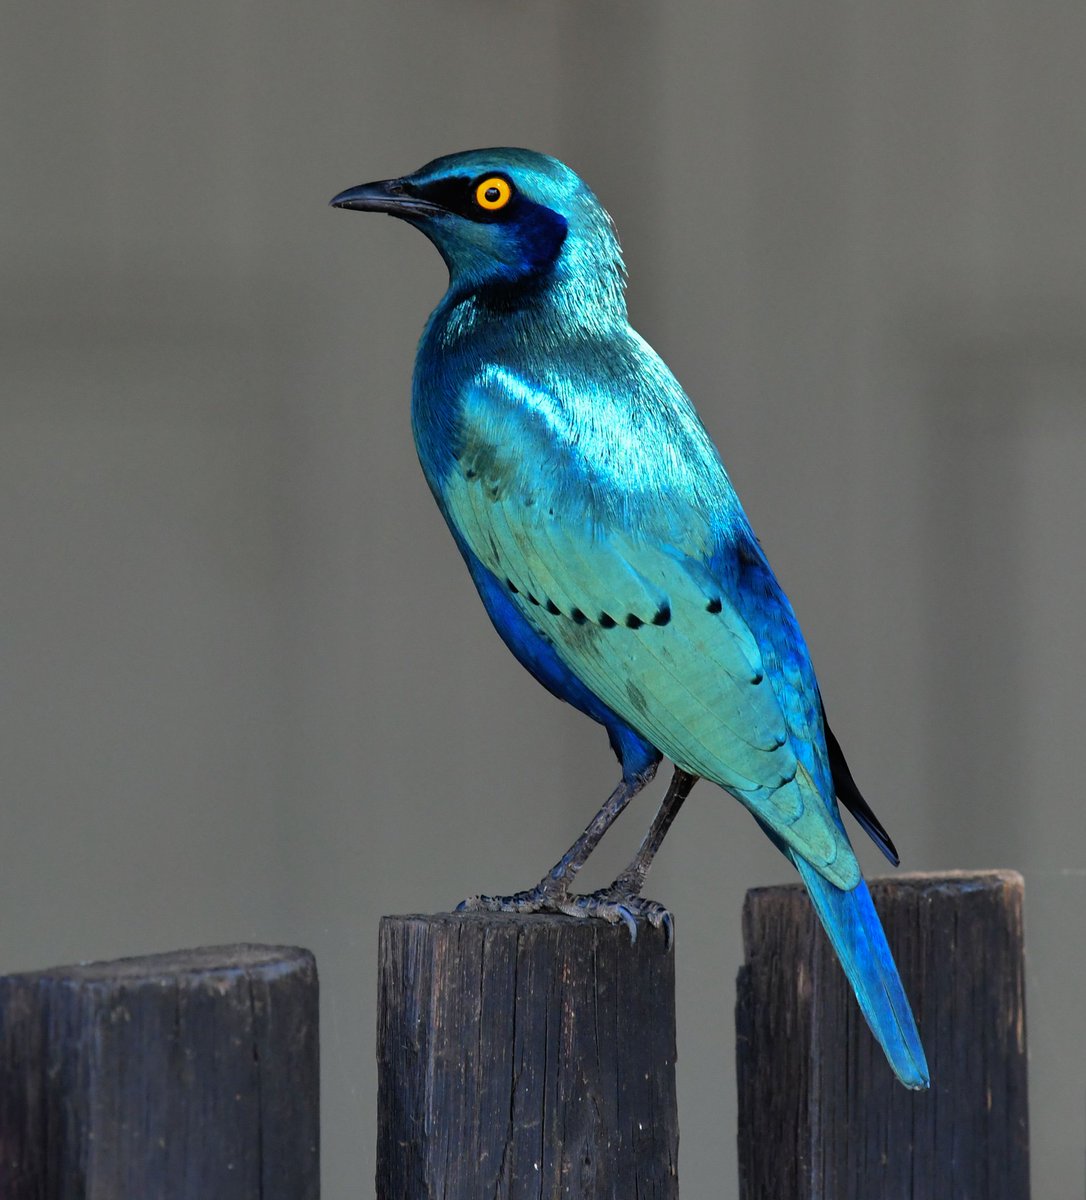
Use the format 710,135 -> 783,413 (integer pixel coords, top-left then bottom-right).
441,373 -> 860,888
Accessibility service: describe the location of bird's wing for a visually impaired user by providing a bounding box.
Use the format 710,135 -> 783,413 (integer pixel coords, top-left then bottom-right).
442,372 -> 860,889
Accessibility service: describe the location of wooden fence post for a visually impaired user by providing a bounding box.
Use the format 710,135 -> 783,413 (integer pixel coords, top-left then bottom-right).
377,911 -> 679,1199
0,943 -> 319,1199
735,870 -> 1029,1199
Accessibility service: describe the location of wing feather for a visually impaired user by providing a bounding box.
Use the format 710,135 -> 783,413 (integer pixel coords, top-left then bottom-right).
444,373 -> 860,888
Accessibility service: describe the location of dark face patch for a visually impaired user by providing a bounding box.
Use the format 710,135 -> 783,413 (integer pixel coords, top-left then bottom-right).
403,173 -> 517,223
404,172 -> 568,278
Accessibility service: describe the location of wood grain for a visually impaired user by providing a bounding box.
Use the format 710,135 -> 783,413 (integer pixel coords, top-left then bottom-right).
378,911 -> 679,1199
735,871 -> 1029,1199
0,944 -> 319,1199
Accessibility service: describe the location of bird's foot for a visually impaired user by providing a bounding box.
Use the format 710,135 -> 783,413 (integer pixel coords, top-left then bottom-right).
456,878 -> 567,917
459,879 -> 673,948
564,886 -> 674,948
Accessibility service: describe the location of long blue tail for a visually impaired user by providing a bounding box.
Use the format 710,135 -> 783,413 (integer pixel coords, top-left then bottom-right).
791,853 -> 930,1089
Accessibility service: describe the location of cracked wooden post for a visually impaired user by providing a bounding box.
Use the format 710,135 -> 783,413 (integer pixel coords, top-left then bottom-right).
0,944 -> 319,1199
736,870 -> 1029,1199
377,912 -> 679,1199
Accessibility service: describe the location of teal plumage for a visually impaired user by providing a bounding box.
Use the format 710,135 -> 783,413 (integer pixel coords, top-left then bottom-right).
332,148 -> 929,1089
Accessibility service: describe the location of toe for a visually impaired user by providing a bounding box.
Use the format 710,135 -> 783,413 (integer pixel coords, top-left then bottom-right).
455,881 -> 566,916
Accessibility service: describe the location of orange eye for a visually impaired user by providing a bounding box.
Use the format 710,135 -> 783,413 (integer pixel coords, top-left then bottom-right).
475,176 -> 513,211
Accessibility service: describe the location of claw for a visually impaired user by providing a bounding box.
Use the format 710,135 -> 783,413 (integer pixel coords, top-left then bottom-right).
617,905 -> 639,943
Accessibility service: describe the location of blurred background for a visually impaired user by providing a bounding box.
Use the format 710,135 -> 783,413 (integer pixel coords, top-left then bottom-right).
3,2 -> 1084,1195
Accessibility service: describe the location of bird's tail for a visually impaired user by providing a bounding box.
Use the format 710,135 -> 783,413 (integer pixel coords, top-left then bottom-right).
791,853 -> 930,1089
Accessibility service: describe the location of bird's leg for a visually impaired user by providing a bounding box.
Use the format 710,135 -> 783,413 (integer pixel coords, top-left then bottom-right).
567,768 -> 698,946
611,767 -> 697,896
457,766 -> 655,917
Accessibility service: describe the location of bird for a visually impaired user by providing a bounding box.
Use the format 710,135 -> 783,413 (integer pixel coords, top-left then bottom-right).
331,148 -> 929,1090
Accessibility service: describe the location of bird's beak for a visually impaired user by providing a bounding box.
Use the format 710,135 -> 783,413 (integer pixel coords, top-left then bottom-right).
329,178 -> 445,219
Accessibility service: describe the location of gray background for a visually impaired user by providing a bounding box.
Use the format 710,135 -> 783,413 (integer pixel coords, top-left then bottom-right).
3,2 -> 1084,1195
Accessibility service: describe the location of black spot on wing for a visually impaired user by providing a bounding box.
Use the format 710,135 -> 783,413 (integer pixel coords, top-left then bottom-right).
506,579 -> 518,594
544,598 -> 673,631
570,603 -> 672,629
706,597 -> 723,614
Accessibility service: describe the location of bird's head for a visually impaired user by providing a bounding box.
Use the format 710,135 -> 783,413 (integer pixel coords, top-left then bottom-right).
331,148 -> 626,315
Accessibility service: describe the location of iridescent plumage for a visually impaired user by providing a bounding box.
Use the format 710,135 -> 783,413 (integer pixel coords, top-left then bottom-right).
332,148 -> 929,1089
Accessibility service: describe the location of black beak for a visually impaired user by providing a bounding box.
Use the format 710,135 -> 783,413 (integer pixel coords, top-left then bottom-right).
329,179 -> 445,218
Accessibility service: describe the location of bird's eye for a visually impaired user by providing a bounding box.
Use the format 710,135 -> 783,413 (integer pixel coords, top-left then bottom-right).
474,176 -> 513,211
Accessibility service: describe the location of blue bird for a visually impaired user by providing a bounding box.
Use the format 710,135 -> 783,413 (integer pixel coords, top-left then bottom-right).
331,148 -> 929,1089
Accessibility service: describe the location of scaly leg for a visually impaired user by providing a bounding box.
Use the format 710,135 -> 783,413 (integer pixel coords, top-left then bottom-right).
458,763 -> 657,916
569,768 -> 699,945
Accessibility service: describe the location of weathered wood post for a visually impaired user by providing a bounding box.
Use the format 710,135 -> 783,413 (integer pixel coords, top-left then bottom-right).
378,911 -> 679,1199
0,944 -> 319,1199
736,870 -> 1029,1199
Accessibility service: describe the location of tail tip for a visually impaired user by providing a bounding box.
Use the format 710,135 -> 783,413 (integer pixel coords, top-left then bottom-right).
894,1053 -> 931,1091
